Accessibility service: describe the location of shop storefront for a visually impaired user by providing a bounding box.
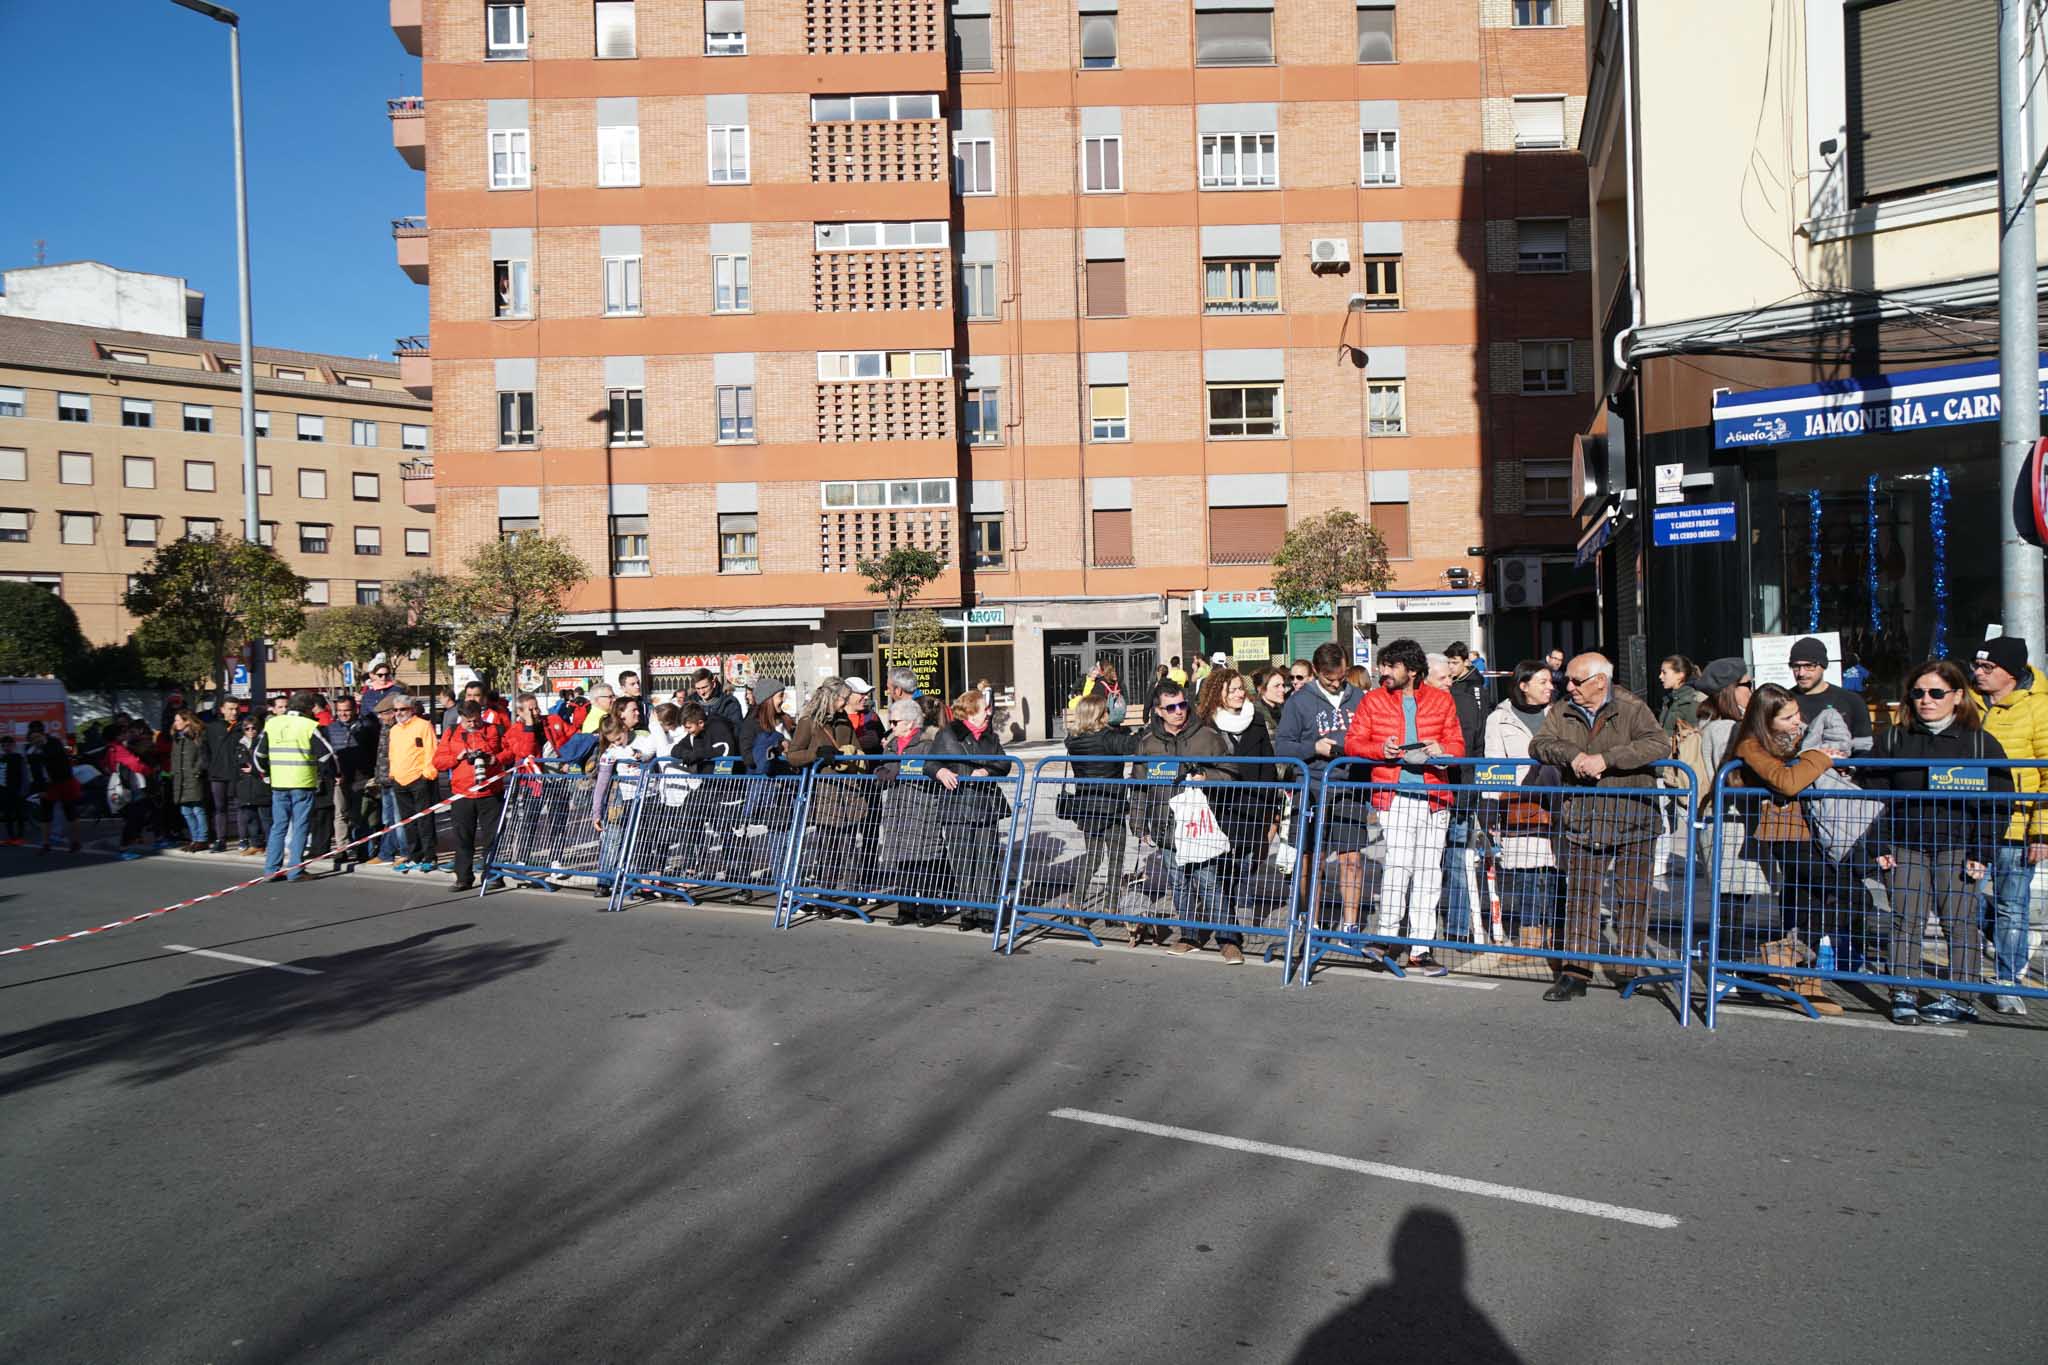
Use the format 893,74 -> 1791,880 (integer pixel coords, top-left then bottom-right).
839,609 -> 1015,703
1188,589 -> 1335,669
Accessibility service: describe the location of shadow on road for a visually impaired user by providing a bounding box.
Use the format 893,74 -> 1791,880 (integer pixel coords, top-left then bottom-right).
0,925 -> 559,1095
1291,1206 -> 1523,1364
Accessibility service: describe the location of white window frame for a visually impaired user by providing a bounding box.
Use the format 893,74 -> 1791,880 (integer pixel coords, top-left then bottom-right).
717,512 -> 759,574
254,410 -> 271,438
819,478 -> 956,509
296,413 -> 326,442
810,94 -> 940,123
1199,131 -> 1278,190
609,514 -> 651,577
816,350 -> 952,381
606,387 -> 646,445
123,455 -> 156,489
1368,379 -> 1406,435
1520,340 -> 1573,394
0,386 -> 22,417
716,384 -> 756,443
603,254 -> 643,315
184,460 -> 216,493
705,0 -> 746,55
304,580 -> 330,605
954,136 -> 995,195
1080,10 -> 1117,68
814,221 -> 950,250
0,510 -> 29,543
494,257 -> 532,318
405,527 -> 432,556
351,419 -> 379,447
708,125 -> 750,184
1512,0 -> 1559,28
594,0 -> 637,58
401,424 -> 429,451
964,386 -> 1001,445
121,397 -> 154,428
60,512 -> 95,546
1083,134 -> 1123,193
273,366 -> 307,381
598,124 -> 641,187
486,2 -> 528,57
498,390 -> 537,447
489,128 -> 532,189
1205,381 -> 1286,439
1089,384 -> 1130,442
57,392 -> 90,422
124,515 -> 158,546
183,403 -> 214,432
1361,129 -> 1400,186
962,260 -> 998,320
299,522 -> 331,554
1512,96 -> 1568,151
712,253 -> 750,312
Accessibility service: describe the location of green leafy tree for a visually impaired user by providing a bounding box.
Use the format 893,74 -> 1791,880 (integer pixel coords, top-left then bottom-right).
857,547 -> 947,643
122,535 -> 308,698
61,639 -> 158,691
0,581 -> 87,678
893,608 -> 947,650
1270,509 -> 1394,623
392,570 -> 462,692
450,534 -> 589,690
292,603 -> 415,684
133,616 -> 218,692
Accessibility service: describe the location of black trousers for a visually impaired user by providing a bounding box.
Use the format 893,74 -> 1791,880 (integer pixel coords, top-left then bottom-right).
451,792 -> 503,885
393,780 -> 436,864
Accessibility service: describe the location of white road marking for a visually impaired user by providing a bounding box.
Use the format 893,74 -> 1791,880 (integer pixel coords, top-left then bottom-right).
163,945 -> 321,976
1716,1002 -> 1968,1037
1049,1107 -> 1681,1229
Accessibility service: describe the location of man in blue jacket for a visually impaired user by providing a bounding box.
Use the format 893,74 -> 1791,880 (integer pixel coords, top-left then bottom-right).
1276,641 -> 1369,931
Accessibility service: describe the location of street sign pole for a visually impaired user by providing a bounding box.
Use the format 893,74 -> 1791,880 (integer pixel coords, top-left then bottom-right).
1999,0 -> 2044,637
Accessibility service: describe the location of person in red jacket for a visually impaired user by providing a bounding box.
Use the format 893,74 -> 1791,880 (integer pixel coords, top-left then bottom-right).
433,700 -> 515,891
1344,637 -> 1465,974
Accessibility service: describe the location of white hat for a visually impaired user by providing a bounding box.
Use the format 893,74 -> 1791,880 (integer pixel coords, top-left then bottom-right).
1209,651 -> 1230,665
844,676 -> 873,694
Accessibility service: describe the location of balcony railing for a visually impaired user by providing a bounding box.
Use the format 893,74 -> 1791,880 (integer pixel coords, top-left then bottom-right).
394,334 -> 429,354
391,215 -> 427,239
387,95 -> 424,119
399,458 -> 434,480
1209,549 -> 1277,566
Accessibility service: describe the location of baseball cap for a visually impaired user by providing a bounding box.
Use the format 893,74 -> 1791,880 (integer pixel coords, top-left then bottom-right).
844,676 -> 873,695
1974,636 -> 2029,678
1788,637 -> 1829,667
1209,652 -> 1229,666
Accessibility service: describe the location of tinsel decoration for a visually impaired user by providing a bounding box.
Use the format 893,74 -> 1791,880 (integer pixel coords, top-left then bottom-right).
1807,488 -> 1823,633
1865,474 -> 1881,634
1929,465 -> 1950,657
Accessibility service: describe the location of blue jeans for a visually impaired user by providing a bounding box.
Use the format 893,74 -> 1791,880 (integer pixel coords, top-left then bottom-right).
378,787 -> 402,859
1169,856 -> 1235,946
180,803 -> 209,843
265,787 -> 315,879
1985,841 -> 2036,986
1441,813 -> 1475,939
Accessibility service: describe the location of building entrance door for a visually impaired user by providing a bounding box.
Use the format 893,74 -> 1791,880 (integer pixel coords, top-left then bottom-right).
1047,630 -> 1158,737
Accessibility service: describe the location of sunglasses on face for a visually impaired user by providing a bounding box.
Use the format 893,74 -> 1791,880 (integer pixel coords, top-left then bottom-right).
1566,675 -> 1597,688
1159,701 -> 1188,713
1909,686 -> 1953,700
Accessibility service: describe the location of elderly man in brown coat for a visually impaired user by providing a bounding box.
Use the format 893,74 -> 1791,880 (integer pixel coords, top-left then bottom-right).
1529,653 -> 1674,1001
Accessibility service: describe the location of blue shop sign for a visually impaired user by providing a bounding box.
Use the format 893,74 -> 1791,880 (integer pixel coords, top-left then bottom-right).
1652,501 -> 1738,547
1712,354 -> 2048,450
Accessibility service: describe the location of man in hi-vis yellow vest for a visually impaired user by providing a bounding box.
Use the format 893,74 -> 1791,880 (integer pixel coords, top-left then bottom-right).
256,691 -> 338,882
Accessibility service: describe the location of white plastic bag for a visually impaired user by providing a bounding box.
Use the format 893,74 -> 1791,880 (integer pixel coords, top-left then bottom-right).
1169,786 -> 1230,866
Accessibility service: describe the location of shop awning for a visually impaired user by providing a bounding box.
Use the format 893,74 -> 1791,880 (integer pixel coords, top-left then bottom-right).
1712,352 -> 2048,450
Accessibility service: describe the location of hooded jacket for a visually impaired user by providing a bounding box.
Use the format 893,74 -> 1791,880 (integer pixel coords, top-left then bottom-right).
1274,678 -> 1365,780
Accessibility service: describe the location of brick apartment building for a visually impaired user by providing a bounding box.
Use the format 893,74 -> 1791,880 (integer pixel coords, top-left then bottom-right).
0,261 -> 436,695
388,0 -> 1592,734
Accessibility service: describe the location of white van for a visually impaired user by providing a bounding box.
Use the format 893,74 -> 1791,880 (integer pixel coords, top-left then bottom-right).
0,677 -> 71,739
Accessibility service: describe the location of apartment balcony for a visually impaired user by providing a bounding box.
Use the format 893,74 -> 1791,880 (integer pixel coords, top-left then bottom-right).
815,378 -> 954,443
390,0 -> 421,55
388,96 -> 425,170
813,248 -> 952,312
394,334 -> 431,398
400,457 -> 435,511
392,216 -> 428,284
806,0 -> 942,54
810,119 -> 946,184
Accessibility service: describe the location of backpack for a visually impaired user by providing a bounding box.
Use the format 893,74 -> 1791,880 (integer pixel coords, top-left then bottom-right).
1105,687 -> 1128,726
551,731 -> 600,773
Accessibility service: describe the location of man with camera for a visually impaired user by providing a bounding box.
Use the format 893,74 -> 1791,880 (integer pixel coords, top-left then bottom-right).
432,700 -> 515,891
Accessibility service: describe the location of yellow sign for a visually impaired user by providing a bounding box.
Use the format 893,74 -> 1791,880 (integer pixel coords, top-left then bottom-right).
1232,636 -> 1273,666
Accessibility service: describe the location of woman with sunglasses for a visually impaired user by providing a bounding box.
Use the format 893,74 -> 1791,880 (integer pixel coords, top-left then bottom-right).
1865,660 -> 2013,1025
358,661 -> 401,715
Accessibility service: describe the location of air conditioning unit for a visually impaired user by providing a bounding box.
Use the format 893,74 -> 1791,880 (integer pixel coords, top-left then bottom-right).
1309,237 -> 1350,265
1496,556 -> 1545,610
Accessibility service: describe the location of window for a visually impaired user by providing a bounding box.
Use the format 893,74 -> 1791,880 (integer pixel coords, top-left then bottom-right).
254,410 -> 271,438
712,253 -> 750,312
1089,384 -> 1128,441
355,582 -> 383,606
125,515 -> 158,546
300,469 -> 327,499
1370,501 -> 1410,557
603,254 -> 642,315
716,385 -> 756,442
965,387 -> 1000,445
406,527 -> 432,556
354,526 -> 382,555
0,448 -> 19,480
1521,341 -> 1572,394
953,12 -> 992,70
1358,4 -> 1395,62
814,221 -> 950,250
499,516 -> 540,541
1517,219 -> 1569,272
351,420 -> 379,447
1847,0 -> 1995,202
58,392 -> 90,422
1207,383 -> 1284,438
123,456 -> 155,489
0,510 -> 26,543
183,403 -> 213,433
810,94 -> 940,123
718,512 -> 758,573
60,512 -> 95,546
705,0 -> 746,54
1513,0 -> 1557,26
1512,97 -> 1567,150
1081,10 -> 1116,68
1200,132 -> 1278,189
971,513 -> 1006,569
1083,135 -> 1122,192
296,414 -> 325,442
122,398 -> 153,428
489,128 -> 532,189
1368,380 -> 1406,435
1203,258 -> 1280,314
1361,129 -> 1400,185
487,2 -> 528,56
185,517 -> 220,541
954,136 -> 995,194
1084,259 -> 1127,316
257,520 -> 277,547
1207,506 -> 1286,564
340,375 -> 372,389
401,424 -> 428,451
820,478 -> 955,508
353,472 -> 382,501
1195,7 -> 1274,66
499,391 -> 537,446
594,0 -> 636,57
0,386 -> 23,417
1522,459 -> 1571,515
1091,508 -> 1133,566
816,350 -> 951,380
1361,255 -> 1403,309
59,451 -> 92,485
185,460 -> 216,492
494,258 -> 532,317
606,388 -> 645,444
610,515 -> 650,576
962,260 -> 998,320
598,124 -> 641,187
249,465 -> 273,495
273,366 -> 307,381
304,580 -> 330,606
708,125 -> 750,183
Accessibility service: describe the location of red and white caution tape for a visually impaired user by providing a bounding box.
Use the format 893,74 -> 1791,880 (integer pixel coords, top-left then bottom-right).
0,788 -> 486,959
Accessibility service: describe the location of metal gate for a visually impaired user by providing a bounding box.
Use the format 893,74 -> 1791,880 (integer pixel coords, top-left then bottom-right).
1048,631 -> 1157,737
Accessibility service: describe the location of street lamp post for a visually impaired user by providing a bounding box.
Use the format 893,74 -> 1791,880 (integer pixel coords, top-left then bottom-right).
171,0 -> 265,704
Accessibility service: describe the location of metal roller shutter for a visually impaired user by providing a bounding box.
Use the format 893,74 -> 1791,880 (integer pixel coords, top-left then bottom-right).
1091,508 -> 1133,565
1847,0 -> 1996,201
1207,505 -> 1286,563
1377,614 -> 1469,659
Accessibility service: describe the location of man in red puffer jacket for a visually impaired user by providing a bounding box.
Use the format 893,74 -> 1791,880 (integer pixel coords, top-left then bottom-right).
1344,637 -> 1465,973
433,701 -> 515,891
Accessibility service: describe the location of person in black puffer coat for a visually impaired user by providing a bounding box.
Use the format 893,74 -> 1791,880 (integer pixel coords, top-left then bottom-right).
1061,691 -> 1139,939
1192,668 -> 1277,963
926,690 -> 1013,932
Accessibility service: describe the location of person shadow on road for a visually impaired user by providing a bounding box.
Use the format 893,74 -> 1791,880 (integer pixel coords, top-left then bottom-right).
1290,1206 -> 1523,1364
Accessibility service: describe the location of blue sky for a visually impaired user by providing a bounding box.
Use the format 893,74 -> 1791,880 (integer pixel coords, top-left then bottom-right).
0,1 -> 423,360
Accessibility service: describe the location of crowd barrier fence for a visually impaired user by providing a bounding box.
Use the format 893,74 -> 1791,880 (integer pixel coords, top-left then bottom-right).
609,758 -> 809,912
480,763 -> 624,896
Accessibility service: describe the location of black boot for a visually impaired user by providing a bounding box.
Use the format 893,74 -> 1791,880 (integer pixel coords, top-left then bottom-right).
1542,972 -> 1588,1003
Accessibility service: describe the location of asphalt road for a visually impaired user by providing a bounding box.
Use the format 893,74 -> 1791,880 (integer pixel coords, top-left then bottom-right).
2,846 -> 2044,1364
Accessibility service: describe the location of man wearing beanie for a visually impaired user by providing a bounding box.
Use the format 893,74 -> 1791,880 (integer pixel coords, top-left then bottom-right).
1972,635 -> 2048,1014
1787,636 -> 1872,752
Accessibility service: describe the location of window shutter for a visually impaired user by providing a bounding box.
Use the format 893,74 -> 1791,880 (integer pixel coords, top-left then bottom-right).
1080,14 -> 1116,62
595,1 -> 636,57
1356,7 -> 1395,63
1195,11 -> 1274,65
1370,501 -> 1410,558
1848,0 -> 1997,200
1206,505 -> 1286,562
705,0 -> 744,32
1085,259 -> 1126,316
1519,219 -> 1567,260
1091,508 -> 1133,565
1512,98 -> 1565,148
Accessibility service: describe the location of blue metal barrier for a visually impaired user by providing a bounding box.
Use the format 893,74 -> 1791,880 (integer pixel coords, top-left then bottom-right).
1705,757 -> 2048,1027
608,757 -> 809,911
1297,757 -> 1698,1022
481,763 -> 628,897
1001,753 -> 1313,974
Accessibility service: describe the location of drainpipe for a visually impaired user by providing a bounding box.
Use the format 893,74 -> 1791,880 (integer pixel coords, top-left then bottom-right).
1609,0 -> 1644,383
